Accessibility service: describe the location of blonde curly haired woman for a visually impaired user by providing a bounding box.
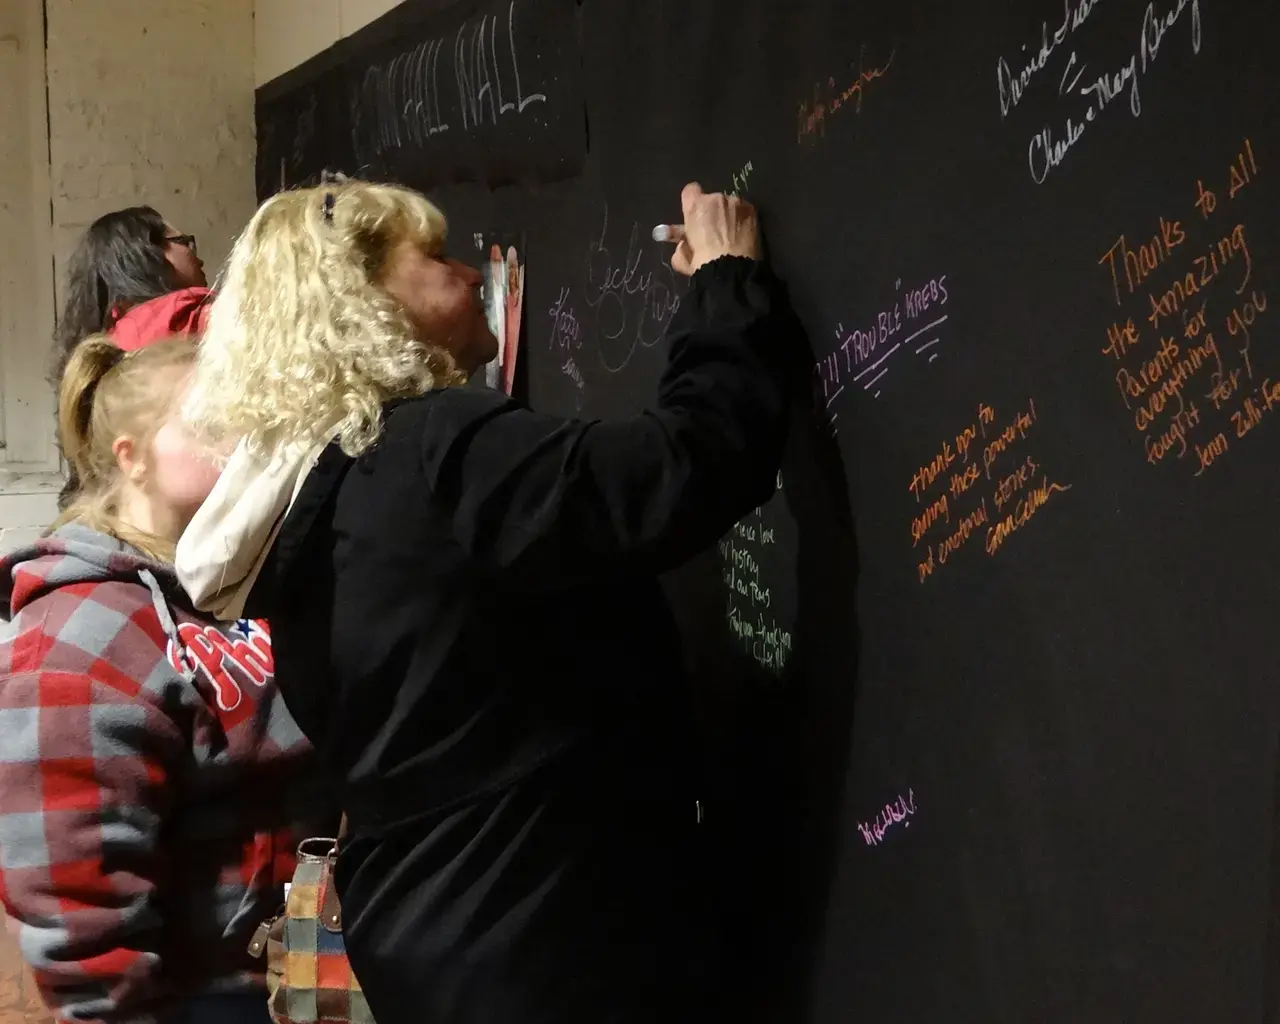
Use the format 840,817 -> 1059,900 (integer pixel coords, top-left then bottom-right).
176,179 -> 802,1022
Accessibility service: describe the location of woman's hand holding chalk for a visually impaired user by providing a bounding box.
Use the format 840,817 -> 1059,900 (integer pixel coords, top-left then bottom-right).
659,183 -> 760,277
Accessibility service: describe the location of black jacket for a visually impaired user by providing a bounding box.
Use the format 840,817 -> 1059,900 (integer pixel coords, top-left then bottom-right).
247,256 -> 802,1023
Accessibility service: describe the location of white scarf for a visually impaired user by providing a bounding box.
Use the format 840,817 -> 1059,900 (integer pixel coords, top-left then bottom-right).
175,436 -> 332,620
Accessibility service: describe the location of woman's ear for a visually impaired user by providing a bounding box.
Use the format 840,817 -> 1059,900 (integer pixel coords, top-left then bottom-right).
111,435 -> 147,483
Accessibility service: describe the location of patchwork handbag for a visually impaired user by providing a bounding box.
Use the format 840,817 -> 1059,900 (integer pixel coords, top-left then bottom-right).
248,821 -> 375,1023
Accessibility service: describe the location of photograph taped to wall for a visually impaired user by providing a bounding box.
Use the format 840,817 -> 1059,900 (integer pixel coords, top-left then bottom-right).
478,232 -> 525,396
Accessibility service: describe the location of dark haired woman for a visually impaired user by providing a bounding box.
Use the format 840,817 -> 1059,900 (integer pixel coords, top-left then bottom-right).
53,205 -> 209,507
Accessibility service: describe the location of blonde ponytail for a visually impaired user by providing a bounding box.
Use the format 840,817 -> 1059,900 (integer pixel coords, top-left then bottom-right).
51,336 -> 199,560
57,336 -> 127,493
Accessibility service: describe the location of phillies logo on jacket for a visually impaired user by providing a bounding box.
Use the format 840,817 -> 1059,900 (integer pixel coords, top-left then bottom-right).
167,618 -> 275,711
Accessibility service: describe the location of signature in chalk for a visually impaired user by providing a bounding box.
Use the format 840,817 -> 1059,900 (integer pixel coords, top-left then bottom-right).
1026,0 -> 1202,184
857,788 -> 917,847
561,355 -> 585,410
549,287 -> 582,354
797,44 -> 895,146
583,205 -> 682,373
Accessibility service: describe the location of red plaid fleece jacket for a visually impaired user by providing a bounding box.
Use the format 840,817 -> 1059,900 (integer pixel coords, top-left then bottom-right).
0,525 -> 334,1023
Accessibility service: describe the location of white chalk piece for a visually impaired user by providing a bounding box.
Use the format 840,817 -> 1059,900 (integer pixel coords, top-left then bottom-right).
651,224 -> 685,243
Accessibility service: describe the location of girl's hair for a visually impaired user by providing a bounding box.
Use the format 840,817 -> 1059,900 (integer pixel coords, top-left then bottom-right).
184,180 -> 463,459
52,336 -> 199,560
52,206 -> 176,381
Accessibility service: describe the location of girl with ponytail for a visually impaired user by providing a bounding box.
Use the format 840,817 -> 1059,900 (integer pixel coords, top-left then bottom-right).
0,338 -> 331,1024
53,335 -> 211,557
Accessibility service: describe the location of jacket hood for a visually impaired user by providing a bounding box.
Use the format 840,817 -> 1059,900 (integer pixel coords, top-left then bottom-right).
0,523 -> 185,631
109,287 -> 212,350
175,436 -> 333,621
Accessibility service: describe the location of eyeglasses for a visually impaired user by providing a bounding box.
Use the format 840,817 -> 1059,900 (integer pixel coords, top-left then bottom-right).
165,233 -> 198,255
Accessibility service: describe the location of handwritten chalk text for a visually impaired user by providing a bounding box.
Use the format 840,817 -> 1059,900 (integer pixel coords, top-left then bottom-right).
798,45 -> 895,147
1092,137 -> 1274,477
858,789 -> 918,847
913,400 -> 1070,583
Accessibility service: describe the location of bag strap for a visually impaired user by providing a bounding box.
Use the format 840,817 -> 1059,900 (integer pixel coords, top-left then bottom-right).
319,867 -> 343,932
318,813 -> 349,934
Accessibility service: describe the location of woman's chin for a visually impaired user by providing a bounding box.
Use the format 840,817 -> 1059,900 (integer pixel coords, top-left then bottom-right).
478,332 -> 500,367
456,344 -> 498,379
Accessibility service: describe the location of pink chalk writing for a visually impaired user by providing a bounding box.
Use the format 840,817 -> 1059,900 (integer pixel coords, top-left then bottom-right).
857,788 -> 917,847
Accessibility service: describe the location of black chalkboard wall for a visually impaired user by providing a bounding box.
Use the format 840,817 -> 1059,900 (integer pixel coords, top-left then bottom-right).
256,0 -> 1280,1019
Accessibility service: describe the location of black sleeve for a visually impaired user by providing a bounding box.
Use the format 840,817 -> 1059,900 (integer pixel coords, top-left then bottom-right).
420,255 -> 803,581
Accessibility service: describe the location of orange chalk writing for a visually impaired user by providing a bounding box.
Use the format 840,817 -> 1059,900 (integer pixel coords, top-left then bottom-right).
911,492 -> 950,546
1227,139 -> 1260,200
1144,402 -> 1202,464
909,442 -> 955,502
1098,216 -> 1186,304
984,478 -> 1072,556
1091,135 -> 1274,479
917,546 -> 935,583
797,45 -> 894,147
993,455 -> 1039,512
1102,318 -> 1141,361
1231,396 -> 1266,440
978,402 -> 996,434
937,498 -> 989,565
1193,431 -> 1228,476
949,462 -> 981,499
1145,223 -> 1251,331
1194,178 -> 1217,219
1225,288 -> 1268,379
981,399 -> 1037,480
912,398 -> 1068,584
1206,367 -> 1243,411
954,423 -> 978,464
